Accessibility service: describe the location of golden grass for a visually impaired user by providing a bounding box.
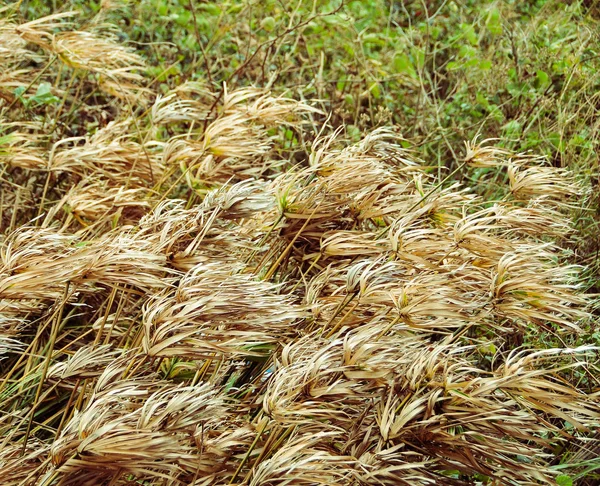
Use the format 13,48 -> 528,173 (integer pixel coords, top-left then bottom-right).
0,7 -> 598,486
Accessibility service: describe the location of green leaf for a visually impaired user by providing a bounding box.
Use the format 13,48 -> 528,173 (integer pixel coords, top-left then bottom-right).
486,8 -> 503,35
261,16 -> 276,32
556,475 -> 573,486
31,82 -> 60,105
198,4 -> 221,15
347,124 -> 361,141
174,10 -> 192,27
460,23 -> 478,46
458,44 -> 477,59
535,70 -> 550,88
369,82 -> 381,99
363,33 -> 386,47
303,20 -> 321,34
464,58 -> 480,69
322,14 -> 344,26
156,2 -> 168,16
476,91 -> 489,108
0,134 -> 15,157
392,53 -> 415,76
479,343 -> 497,355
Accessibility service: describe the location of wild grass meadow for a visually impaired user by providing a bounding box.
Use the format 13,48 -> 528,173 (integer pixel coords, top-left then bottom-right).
0,1 -> 599,484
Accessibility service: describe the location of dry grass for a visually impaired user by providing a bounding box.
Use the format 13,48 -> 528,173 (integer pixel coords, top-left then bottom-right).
0,5 -> 598,486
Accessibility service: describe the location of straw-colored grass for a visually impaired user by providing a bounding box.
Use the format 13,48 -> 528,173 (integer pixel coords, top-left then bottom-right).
0,4 -> 598,486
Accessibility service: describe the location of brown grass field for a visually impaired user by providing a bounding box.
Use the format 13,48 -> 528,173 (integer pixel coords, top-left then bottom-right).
0,1 -> 599,485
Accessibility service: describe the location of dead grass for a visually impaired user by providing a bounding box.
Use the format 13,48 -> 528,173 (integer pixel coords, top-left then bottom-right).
0,5 -> 598,486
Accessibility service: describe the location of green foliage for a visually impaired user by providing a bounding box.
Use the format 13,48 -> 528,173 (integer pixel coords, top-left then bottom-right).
14,82 -> 60,107
556,474 -> 574,486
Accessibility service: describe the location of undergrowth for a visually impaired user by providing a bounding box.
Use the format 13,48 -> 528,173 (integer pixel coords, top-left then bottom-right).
0,1 -> 599,485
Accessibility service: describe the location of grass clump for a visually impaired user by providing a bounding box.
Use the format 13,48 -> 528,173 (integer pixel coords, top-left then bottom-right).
0,1 -> 599,485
